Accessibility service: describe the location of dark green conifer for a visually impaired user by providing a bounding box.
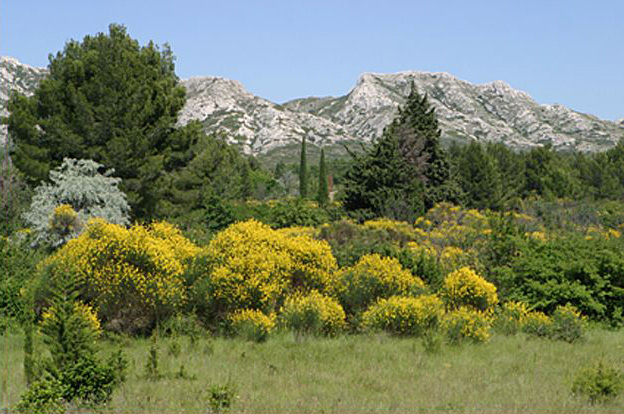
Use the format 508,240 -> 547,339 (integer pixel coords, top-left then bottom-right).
317,148 -> 329,206
299,136 -> 308,198
343,82 -> 459,220
6,24 -> 197,220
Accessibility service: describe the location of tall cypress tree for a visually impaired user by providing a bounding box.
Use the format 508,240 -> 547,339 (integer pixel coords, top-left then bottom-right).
317,148 -> 329,206
299,136 -> 308,198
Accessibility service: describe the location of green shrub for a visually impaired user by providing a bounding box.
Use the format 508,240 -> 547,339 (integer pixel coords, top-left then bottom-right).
280,290 -> 346,337
489,234 -> 624,324
521,311 -> 553,338
550,304 -> 586,343
207,383 -> 237,413
572,360 -> 623,403
0,236 -> 44,323
56,354 -> 117,405
493,301 -> 530,335
19,273 -> 120,410
361,295 -> 444,336
335,254 -> 425,315
16,377 -> 66,414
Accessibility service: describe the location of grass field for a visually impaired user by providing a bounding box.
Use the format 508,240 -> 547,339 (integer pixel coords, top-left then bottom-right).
2,327 -> 623,413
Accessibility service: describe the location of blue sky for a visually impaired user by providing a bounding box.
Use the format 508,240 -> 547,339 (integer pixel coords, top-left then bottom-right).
2,0 -> 622,120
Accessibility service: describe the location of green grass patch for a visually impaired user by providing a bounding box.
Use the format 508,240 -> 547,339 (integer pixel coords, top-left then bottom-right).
2,328 -> 623,412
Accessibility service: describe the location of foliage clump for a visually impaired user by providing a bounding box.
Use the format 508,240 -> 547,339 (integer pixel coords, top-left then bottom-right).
572,360 -> 623,404
189,220 -> 337,322
40,219 -> 199,333
280,290 -> 346,337
441,267 -> 498,312
17,274 -> 123,412
335,253 -> 425,315
23,158 -> 130,247
229,309 -> 276,342
361,294 -> 444,336
442,307 -> 492,344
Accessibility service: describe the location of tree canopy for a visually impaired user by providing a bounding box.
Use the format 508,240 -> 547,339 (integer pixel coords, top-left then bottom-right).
6,24 -> 197,220
342,83 -> 461,221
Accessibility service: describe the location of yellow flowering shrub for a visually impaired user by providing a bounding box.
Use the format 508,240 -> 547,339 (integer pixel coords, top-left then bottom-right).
441,267 -> 498,313
275,226 -> 319,238
361,295 -> 444,336
550,304 -> 586,342
522,310 -> 552,337
363,218 -> 415,242
40,218 -> 200,332
193,220 -> 337,318
526,231 -> 547,242
229,309 -> 276,342
280,290 -> 346,336
585,226 -> 622,240
443,307 -> 492,344
410,204 -> 488,273
335,254 -> 426,315
49,204 -> 82,241
493,301 -> 530,335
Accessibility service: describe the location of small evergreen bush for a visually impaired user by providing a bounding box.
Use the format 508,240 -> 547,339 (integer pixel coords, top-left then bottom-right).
572,360 -> 623,403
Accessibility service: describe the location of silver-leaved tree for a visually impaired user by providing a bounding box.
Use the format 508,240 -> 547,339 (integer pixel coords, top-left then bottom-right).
24,158 -> 130,247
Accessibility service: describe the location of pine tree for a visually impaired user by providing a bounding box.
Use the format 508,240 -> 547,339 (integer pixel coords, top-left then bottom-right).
6,24 -> 198,220
456,141 -> 503,209
385,82 -> 462,208
343,82 -> 459,220
299,136 -> 308,198
343,132 -> 424,221
317,148 -> 329,206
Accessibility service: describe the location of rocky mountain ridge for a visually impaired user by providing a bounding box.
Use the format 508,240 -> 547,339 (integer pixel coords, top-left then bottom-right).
2,56 -> 622,155
0,56 -> 48,144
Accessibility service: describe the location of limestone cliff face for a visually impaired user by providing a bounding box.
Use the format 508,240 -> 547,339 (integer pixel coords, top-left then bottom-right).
284,72 -> 623,152
179,77 -> 355,155
2,56 -> 622,154
0,56 -> 47,144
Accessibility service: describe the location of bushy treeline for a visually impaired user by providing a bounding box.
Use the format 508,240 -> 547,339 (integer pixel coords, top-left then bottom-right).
450,140 -> 624,210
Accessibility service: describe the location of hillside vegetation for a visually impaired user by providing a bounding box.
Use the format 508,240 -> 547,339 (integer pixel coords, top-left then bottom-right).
2,24 -> 624,412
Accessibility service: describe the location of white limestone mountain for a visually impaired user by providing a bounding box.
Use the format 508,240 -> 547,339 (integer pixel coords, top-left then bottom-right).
283,72 -> 623,153
179,76 -> 355,155
0,56 -> 47,144
180,71 -> 623,155
2,56 -> 622,156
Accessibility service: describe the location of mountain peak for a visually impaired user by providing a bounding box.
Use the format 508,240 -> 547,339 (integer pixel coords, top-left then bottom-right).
1,55 -> 622,155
